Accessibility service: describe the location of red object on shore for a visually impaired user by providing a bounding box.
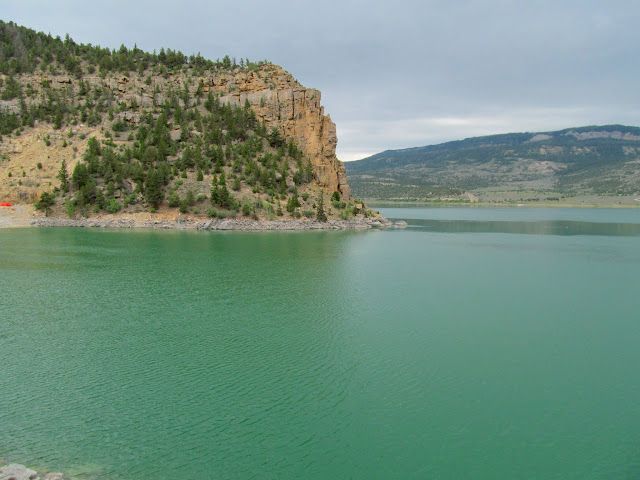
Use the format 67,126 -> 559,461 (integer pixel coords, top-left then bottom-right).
0,202 -> 12,207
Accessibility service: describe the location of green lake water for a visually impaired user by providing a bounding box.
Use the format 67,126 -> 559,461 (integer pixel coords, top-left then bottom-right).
1,207 -> 640,479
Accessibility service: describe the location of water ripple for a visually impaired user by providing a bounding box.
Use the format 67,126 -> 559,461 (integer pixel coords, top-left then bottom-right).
1,224 -> 639,479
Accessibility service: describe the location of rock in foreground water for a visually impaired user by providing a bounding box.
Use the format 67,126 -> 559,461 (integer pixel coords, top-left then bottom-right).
0,464 -> 63,480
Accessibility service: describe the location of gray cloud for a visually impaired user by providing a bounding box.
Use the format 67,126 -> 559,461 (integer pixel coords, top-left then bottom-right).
4,0 -> 639,161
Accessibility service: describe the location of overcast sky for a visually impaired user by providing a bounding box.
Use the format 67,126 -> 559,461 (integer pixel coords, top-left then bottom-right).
4,0 -> 640,161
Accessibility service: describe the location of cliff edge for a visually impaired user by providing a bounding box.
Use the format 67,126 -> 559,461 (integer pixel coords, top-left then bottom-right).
0,20 -> 375,223
214,66 -> 350,198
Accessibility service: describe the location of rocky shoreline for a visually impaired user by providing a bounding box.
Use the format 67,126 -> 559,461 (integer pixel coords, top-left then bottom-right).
30,216 -> 406,231
0,464 -> 63,480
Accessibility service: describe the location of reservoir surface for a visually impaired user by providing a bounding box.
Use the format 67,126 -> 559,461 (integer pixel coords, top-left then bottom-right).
1,207 -> 639,479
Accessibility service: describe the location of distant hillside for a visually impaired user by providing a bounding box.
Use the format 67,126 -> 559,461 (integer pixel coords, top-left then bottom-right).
346,125 -> 640,203
0,20 -> 372,222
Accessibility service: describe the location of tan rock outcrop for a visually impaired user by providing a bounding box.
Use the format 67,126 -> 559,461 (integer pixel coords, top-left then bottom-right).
216,66 -> 350,198
1,64 -> 352,202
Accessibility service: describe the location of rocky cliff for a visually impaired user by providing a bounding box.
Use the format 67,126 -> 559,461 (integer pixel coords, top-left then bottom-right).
214,66 -> 350,198
97,65 -> 351,196
0,63 -> 351,204
0,20 -> 379,224
1,19 -> 371,224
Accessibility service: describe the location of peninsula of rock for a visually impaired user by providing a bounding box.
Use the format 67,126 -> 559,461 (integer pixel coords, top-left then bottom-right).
0,20 -> 384,226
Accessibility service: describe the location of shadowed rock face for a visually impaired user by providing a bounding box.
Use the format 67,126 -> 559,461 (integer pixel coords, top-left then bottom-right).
216,66 -> 350,198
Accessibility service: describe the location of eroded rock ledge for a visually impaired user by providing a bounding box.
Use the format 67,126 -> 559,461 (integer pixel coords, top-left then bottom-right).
215,66 -> 351,198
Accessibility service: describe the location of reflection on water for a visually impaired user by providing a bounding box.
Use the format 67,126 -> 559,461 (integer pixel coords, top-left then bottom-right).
376,207 -> 640,237
396,218 -> 640,236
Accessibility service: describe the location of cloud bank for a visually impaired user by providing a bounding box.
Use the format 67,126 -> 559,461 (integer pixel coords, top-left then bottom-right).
5,0 -> 639,161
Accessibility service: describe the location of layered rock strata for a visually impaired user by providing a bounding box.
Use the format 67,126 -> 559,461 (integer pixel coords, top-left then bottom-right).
1,64 -> 351,201
214,66 -> 350,197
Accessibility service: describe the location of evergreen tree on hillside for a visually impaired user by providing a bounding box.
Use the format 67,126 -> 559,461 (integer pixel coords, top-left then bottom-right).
34,192 -> 55,216
57,159 -> 69,193
145,169 -> 165,209
316,193 -> 327,222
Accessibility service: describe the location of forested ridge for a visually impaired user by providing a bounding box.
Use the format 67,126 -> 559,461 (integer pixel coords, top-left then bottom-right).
347,125 -> 640,201
0,20 -> 369,220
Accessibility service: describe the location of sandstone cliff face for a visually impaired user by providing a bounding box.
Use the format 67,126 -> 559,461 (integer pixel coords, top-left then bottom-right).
0,64 -> 351,202
213,66 -> 350,198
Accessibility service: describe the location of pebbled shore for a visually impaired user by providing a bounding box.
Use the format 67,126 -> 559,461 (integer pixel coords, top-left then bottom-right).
0,464 -> 63,480
30,216 -> 405,231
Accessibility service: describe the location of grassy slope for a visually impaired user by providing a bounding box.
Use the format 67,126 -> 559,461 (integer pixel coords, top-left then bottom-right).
346,125 -> 640,204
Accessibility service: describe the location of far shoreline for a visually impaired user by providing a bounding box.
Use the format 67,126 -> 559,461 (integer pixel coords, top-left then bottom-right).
368,200 -> 640,209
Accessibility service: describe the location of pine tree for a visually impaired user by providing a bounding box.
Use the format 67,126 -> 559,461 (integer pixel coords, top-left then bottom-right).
145,169 -> 165,209
286,192 -> 301,213
57,159 -> 69,193
210,175 -> 219,205
54,108 -> 63,130
34,191 -> 56,216
316,193 -> 327,222
218,183 -> 231,208
210,185 -> 220,205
